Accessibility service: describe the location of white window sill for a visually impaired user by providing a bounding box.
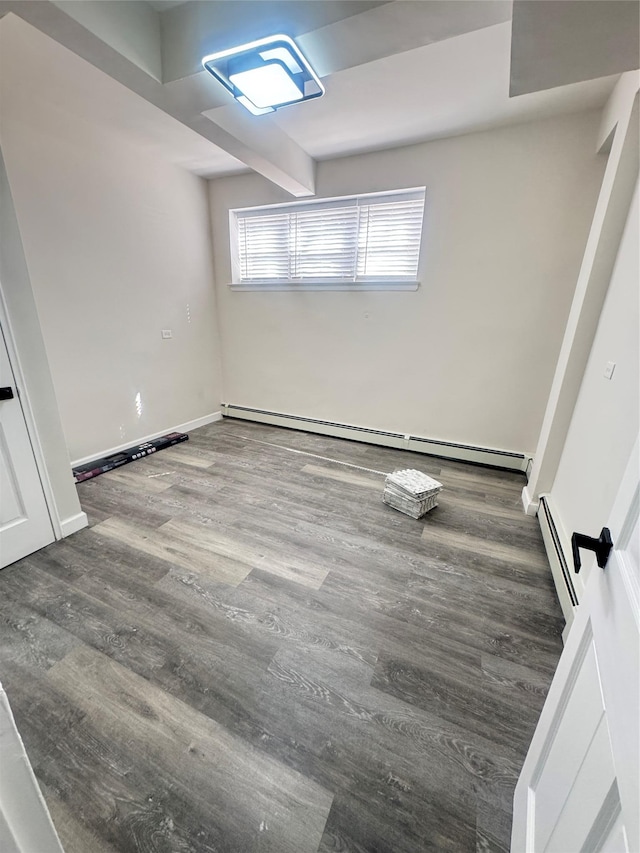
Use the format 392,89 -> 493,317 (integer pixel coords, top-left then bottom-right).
228,280 -> 420,292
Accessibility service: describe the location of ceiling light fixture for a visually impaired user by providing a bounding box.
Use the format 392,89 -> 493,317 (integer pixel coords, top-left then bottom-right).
202,34 -> 324,115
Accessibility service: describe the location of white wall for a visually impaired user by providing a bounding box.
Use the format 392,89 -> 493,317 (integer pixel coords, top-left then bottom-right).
209,111 -> 604,454
551,180 -> 638,578
0,17 -> 223,463
524,75 -> 639,513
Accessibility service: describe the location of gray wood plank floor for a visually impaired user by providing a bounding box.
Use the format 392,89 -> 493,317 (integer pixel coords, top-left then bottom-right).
0,419 -> 564,853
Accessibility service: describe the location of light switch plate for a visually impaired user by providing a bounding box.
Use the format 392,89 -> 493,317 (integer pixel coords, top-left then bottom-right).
603,361 -> 616,380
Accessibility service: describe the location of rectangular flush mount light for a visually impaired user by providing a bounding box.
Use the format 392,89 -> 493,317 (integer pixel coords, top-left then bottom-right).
202,34 -> 324,115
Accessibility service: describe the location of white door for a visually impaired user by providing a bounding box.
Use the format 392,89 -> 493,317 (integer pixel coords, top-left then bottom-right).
0,322 -> 54,568
512,438 -> 639,852
0,682 -> 64,852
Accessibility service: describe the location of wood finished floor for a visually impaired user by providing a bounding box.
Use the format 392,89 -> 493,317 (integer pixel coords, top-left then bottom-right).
0,419 -> 564,853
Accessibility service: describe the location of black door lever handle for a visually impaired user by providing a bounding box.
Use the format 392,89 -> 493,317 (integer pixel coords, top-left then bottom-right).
571,527 -> 613,573
0,386 -> 14,400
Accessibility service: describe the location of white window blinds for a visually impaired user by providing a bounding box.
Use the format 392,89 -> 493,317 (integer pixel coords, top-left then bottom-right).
231,188 -> 425,287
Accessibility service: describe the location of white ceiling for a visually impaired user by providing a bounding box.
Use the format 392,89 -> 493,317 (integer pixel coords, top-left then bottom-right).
146,1 -> 187,9
0,15 -> 248,178
267,22 -> 617,160
0,0 -> 634,194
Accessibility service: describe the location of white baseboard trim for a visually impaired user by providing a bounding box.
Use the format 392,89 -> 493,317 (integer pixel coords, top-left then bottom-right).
174,411 -> 222,432
59,511 -> 89,538
521,485 -> 539,516
70,411 -> 222,468
221,404 -> 531,472
537,494 -> 578,635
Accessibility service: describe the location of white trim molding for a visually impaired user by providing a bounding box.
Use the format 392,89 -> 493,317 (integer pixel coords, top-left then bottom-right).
60,511 -> 89,538
229,281 -> 419,292
70,411 -> 222,469
0,147 -> 85,543
221,404 -> 531,473
537,493 -> 578,638
521,484 -> 540,516
0,287 -> 60,539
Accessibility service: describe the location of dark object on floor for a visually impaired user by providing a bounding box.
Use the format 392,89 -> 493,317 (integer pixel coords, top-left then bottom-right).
72,432 -> 189,483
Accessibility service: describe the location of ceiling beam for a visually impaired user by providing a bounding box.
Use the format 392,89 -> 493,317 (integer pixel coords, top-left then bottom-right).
299,0 -> 511,77
201,104 -> 316,197
159,0 -> 390,84
0,0 -> 515,197
0,1 -> 316,195
511,0 -> 639,96
53,0 -> 163,81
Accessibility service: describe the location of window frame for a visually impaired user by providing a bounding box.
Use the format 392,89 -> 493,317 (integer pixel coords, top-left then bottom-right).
228,187 -> 426,291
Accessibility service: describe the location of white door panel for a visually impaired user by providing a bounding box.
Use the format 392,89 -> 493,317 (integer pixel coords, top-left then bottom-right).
0,683 -> 64,852
0,323 -> 54,568
0,424 -> 26,525
512,440 -> 639,852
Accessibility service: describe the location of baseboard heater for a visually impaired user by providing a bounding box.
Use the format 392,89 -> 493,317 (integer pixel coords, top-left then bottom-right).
538,495 -> 578,632
221,404 -> 530,473
72,432 -> 188,483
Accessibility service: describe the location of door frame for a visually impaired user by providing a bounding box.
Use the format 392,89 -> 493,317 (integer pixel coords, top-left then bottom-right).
512,438 -> 640,851
0,683 -> 64,852
609,435 -> 639,614
0,286 -> 60,539
0,143 -> 86,544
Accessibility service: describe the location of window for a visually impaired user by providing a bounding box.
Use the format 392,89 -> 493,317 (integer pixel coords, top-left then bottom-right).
229,187 -> 426,290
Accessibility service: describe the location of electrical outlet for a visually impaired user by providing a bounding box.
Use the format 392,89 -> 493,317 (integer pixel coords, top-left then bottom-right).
603,361 -> 616,380
161,329 -> 172,339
